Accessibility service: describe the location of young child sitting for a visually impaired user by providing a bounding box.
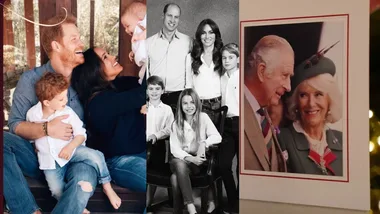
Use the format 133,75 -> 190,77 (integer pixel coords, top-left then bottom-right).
121,1 -> 147,84
146,75 -> 174,206
26,72 -> 121,212
169,88 -> 222,214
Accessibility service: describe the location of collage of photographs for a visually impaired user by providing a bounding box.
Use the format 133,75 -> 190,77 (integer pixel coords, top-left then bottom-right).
0,0 -> 373,213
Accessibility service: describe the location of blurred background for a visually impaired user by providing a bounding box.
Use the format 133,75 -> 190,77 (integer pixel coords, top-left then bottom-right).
369,0 -> 380,213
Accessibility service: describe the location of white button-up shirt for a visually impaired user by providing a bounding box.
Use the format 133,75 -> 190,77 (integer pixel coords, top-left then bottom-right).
146,101 -> 174,140
26,102 -> 87,170
170,112 -> 222,160
190,54 -> 222,99
221,69 -> 240,117
147,30 -> 192,92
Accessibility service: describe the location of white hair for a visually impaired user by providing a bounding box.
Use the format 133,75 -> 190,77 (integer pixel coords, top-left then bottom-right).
246,35 -> 294,75
286,73 -> 342,124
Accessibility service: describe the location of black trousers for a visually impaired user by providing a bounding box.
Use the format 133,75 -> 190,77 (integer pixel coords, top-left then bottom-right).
218,116 -> 239,208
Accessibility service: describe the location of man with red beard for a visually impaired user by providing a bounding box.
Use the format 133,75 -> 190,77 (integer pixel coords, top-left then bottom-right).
4,13 -> 97,214
243,35 -> 294,172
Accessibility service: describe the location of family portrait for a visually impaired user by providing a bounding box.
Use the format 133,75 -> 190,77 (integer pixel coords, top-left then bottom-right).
241,17 -> 348,180
3,0 -> 147,213
146,0 -> 239,213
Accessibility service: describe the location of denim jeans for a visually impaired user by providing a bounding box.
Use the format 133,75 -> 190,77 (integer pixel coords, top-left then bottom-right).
44,146 -> 112,199
200,96 -> 221,125
106,152 -> 146,192
4,131 -> 98,214
106,152 -> 147,214
169,158 -> 204,205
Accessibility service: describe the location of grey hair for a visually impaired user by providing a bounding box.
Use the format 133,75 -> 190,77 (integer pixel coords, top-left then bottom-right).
246,35 -> 294,76
286,73 -> 342,124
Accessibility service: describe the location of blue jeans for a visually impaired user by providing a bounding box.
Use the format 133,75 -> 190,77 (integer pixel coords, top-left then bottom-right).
3,131 -> 98,214
106,152 -> 146,192
106,152 -> 147,213
44,146 -> 111,199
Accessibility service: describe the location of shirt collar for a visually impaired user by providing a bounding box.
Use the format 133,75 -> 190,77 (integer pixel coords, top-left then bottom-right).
224,68 -> 239,78
46,60 -> 54,72
200,53 -> 215,68
148,100 -> 164,108
34,101 -> 68,121
159,29 -> 180,40
293,121 -> 328,134
244,85 -> 260,114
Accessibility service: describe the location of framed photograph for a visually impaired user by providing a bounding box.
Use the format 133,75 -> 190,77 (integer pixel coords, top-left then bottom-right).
239,0 -> 370,210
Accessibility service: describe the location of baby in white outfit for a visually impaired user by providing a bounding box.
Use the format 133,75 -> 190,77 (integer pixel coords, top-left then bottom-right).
121,2 -> 147,84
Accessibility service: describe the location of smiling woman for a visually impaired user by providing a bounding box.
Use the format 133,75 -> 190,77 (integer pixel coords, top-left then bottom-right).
93,47 -> 123,80
278,54 -> 343,176
189,18 -> 224,124
71,47 -> 147,212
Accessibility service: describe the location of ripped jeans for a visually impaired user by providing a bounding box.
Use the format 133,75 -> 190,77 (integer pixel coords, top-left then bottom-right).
3,131 -> 97,214
44,146 -> 111,200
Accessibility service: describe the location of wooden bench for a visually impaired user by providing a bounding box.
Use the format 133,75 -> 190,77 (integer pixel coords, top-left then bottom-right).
26,177 -> 145,213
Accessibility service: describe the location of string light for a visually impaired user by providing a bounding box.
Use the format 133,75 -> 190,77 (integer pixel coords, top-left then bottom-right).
370,110 -> 374,119
370,141 -> 375,152
0,3 -> 68,27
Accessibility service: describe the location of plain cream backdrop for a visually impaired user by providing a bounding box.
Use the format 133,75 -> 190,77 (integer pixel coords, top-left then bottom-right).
240,0 -> 369,211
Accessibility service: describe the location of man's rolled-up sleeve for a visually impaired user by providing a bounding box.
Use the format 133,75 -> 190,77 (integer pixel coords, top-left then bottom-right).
8,76 -> 36,134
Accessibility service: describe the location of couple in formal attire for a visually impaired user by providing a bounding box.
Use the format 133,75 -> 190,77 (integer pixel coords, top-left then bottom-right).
243,35 -> 343,176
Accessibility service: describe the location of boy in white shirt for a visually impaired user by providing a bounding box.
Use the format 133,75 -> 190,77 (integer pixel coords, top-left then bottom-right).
121,1 -> 147,84
146,75 -> 174,206
219,43 -> 240,213
26,72 -> 121,212
146,75 -> 174,144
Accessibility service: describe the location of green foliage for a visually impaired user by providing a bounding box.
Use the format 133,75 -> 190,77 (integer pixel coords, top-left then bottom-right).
3,0 -> 121,128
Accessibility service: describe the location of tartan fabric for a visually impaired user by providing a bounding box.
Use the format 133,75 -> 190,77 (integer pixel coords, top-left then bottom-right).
257,108 -> 273,158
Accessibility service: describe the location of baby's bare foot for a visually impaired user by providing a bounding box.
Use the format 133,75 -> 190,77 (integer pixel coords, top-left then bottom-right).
103,183 -> 122,209
82,208 -> 90,214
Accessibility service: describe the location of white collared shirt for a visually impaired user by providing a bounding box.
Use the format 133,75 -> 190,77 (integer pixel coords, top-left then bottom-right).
132,15 -> 147,67
244,85 -> 262,129
26,102 -> 87,170
221,69 -> 240,117
293,121 -> 328,156
170,112 -> 222,160
190,54 -> 222,99
146,101 -> 174,140
147,30 -> 192,92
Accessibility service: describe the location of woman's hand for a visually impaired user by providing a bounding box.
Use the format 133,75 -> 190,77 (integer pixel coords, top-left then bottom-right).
129,51 -> 134,62
185,156 -> 206,166
140,104 -> 147,114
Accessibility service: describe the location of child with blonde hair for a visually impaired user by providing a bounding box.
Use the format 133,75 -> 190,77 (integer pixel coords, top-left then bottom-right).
169,88 -> 222,214
121,1 -> 147,84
